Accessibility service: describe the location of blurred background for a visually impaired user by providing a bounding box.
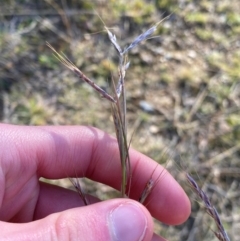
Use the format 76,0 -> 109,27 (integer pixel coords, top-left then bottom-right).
1,0 -> 240,240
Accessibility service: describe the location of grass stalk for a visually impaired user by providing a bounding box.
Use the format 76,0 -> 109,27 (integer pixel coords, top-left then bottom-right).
186,173 -> 230,241
47,15 -> 232,241
47,22 -> 159,199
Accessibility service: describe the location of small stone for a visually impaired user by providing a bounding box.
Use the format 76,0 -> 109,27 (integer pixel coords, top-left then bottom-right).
139,101 -> 155,114
149,125 -> 159,134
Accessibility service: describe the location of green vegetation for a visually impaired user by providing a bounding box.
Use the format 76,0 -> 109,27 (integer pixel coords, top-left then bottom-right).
185,12 -> 210,25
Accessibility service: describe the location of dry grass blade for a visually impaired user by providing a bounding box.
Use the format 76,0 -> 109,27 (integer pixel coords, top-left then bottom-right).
139,149 -> 171,205
111,103 -> 129,197
111,79 -> 131,197
69,178 -> 89,206
186,173 -> 230,241
139,177 -> 155,204
46,42 -> 116,103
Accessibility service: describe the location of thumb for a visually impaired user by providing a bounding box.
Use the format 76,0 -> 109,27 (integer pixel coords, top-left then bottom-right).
1,199 -> 154,241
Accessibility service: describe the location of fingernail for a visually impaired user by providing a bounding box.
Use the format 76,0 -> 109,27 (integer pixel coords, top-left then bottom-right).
109,202 -> 147,241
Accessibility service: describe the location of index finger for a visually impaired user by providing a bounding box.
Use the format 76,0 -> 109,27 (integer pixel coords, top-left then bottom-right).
2,124 -> 190,225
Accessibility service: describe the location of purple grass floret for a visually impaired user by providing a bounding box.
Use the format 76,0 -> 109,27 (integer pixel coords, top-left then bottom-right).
186,173 -> 230,241
46,42 -> 116,103
69,178 -> 89,206
106,28 -> 122,55
123,25 -> 157,54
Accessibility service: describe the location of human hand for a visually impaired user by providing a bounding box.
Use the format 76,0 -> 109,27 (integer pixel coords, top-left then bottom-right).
0,124 -> 190,241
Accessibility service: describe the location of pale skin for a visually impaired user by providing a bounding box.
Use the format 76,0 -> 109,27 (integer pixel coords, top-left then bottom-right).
0,124 -> 191,241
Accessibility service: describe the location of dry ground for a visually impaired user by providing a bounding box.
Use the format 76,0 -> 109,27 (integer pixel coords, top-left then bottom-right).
1,1 -> 240,240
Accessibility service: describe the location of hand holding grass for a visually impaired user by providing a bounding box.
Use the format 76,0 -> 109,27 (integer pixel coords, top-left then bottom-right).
0,124 -> 190,241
